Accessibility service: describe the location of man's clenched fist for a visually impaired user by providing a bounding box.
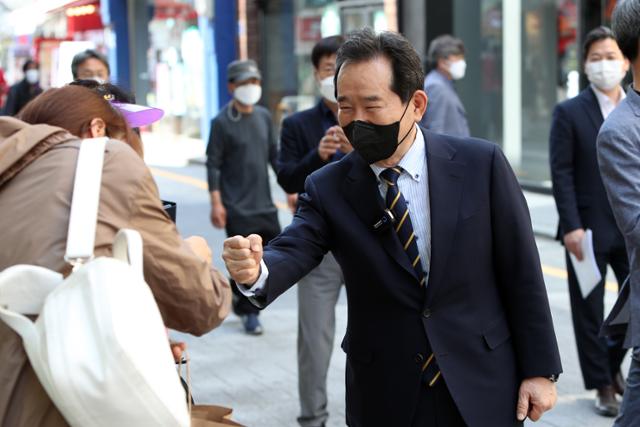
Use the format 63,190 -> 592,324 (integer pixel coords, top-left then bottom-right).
222,234 -> 263,285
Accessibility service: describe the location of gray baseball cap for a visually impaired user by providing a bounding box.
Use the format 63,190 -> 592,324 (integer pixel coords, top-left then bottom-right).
227,59 -> 262,83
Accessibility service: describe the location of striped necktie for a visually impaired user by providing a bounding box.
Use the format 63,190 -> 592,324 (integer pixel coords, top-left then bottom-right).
380,167 -> 427,287
381,167 -> 440,386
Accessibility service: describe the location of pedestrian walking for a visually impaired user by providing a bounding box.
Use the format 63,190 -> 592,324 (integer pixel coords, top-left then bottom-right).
207,59 -> 280,335
2,59 -> 42,116
223,28 -> 561,427
550,26 -> 630,417
277,35 -> 348,427
597,1 -> 640,425
419,35 -> 470,137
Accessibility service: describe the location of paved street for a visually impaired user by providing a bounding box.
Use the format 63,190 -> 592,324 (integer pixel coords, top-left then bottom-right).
146,140 -> 628,427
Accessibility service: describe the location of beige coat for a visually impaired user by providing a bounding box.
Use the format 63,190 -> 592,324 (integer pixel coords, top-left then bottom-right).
0,117 -> 232,426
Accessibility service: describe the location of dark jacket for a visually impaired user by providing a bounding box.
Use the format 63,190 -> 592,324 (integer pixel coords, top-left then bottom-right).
253,128 -> 562,427
2,79 -> 42,116
549,86 -> 625,253
277,101 -> 337,194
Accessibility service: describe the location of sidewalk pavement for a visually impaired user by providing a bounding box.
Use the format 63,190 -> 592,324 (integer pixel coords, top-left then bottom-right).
525,191 -> 559,239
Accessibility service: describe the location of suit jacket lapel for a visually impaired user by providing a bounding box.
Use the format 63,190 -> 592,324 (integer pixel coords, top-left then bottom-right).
422,130 -> 466,306
342,154 -> 419,281
581,87 -> 604,132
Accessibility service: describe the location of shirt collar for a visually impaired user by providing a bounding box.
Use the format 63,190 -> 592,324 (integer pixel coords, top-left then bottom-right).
591,84 -> 626,108
370,125 -> 426,183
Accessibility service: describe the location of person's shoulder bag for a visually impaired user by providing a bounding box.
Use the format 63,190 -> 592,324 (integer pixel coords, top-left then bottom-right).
0,138 -> 190,426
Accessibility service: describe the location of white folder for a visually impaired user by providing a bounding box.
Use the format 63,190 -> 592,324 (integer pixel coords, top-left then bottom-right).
568,229 -> 602,298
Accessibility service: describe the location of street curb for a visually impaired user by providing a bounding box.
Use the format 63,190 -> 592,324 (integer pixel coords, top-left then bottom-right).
189,156 -> 207,166
533,230 -> 556,240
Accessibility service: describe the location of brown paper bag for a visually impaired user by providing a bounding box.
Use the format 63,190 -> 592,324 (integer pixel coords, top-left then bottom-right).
190,404 -> 244,426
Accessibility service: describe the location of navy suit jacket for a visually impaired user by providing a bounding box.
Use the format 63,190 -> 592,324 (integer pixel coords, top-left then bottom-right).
549,87 -> 625,253
255,129 -> 561,427
277,101 -> 336,194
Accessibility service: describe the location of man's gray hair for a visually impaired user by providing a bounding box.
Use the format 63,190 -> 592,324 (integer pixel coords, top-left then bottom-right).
427,35 -> 465,68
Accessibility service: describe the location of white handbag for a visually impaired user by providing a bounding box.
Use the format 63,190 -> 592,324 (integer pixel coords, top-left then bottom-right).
0,138 -> 190,427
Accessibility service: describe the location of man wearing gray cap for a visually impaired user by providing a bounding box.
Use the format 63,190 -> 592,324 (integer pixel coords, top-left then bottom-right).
206,59 -> 280,335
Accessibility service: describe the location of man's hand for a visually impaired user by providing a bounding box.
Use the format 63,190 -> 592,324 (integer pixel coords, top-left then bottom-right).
331,125 -> 353,154
563,228 -> 585,261
287,193 -> 298,214
210,202 -> 227,229
318,127 -> 341,161
184,236 -> 212,264
222,234 -> 263,285
516,377 -> 557,422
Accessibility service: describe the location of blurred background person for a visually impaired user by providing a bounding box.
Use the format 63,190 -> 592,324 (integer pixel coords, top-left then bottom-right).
0,84 -> 231,426
550,26 -> 630,417
71,49 -> 110,83
207,59 -> 279,336
277,35 -> 348,427
419,35 -> 470,137
2,59 -> 42,116
598,1 -> 640,424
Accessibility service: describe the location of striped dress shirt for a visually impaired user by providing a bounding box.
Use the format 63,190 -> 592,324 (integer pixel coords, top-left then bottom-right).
371,125 -> 431,277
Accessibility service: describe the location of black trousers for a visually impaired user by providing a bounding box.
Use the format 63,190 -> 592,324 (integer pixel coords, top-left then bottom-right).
566,245 -> 629,389
226,212 -> 281,316
411,377 -> 466,427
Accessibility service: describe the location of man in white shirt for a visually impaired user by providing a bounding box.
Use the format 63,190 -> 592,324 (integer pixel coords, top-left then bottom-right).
549,26 -> 630,417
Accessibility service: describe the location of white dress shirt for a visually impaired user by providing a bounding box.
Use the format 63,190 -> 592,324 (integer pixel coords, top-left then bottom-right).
592,84 -> 626,120
370,125 -> 431,274
238,124 -> 432,296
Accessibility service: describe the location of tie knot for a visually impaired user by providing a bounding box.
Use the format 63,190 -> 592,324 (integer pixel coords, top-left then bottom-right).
380,167 -> 403,185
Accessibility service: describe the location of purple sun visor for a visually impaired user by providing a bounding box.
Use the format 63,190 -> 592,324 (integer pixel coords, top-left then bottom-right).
112,102 -> 164,128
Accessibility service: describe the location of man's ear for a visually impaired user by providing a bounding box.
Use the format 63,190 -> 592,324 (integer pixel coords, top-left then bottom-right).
88,118 -> 106,138
412,90 -> 428,123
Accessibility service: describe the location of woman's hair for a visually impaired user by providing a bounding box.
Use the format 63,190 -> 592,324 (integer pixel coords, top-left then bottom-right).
69,79 -> 136,104
17,84 -> 143,156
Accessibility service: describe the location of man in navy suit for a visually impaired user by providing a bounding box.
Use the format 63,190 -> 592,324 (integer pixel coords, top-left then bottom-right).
277,35 -> 351,427
224,29 -> 561,427
550,26 -> 630,417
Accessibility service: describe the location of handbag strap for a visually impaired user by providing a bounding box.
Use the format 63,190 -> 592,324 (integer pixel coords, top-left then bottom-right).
177,349 -> 192,414
65,138 -> 108,266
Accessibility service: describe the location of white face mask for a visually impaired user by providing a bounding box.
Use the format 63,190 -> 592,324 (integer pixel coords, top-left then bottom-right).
448,59 -> 466,80
319,75 -> 337,103
233,83 -> 262,106
25,69 -> 39,84
585,60 -> 625,91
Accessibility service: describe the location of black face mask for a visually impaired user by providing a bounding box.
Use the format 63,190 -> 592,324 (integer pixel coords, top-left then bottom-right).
342,101 -> 413,164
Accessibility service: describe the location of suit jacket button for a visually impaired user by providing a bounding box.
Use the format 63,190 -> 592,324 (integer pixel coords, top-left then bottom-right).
414,353 -> 424,363
422,309 -> 431,319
